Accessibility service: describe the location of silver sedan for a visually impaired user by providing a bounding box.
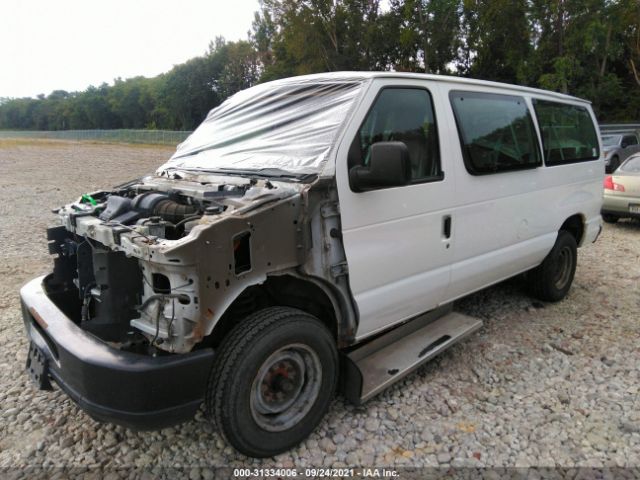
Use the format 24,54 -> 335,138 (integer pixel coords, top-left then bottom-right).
602,153 -> 640,223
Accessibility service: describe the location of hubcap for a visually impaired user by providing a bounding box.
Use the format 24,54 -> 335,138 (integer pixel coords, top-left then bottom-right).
553,246 -> 573,289
250,343 -> 322,432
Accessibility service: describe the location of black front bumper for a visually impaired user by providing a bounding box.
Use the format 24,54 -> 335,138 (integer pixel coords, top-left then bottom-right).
20,275 -> 215,430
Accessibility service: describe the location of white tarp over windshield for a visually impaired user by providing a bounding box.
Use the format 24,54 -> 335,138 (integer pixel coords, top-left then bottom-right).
157,75 -> 366,177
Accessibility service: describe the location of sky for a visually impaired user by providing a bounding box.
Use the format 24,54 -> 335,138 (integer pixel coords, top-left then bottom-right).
0,0 -> 260,99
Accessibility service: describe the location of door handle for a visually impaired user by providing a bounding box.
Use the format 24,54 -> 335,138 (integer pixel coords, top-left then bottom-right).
442,215 -> 452,239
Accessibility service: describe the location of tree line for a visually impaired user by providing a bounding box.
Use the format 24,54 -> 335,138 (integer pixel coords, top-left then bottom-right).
2,0 -> 640,131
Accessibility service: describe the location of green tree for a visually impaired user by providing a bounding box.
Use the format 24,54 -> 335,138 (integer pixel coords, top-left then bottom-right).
255,0 -> 387,79
529,0 -> 636,119
252,6 -> 277,73
390,0 -> 461,73
214,40 -> 261,99
2,0 -> 640,129
460,0 -> 531,83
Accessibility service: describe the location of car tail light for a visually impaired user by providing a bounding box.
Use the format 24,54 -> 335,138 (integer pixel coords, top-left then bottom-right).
604,175 -> 625,192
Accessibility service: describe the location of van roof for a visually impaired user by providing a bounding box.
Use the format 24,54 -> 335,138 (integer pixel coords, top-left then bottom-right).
268,71 -> 590,104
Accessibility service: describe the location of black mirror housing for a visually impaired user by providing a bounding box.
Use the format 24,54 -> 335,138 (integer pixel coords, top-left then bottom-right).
349,141 -> 412,192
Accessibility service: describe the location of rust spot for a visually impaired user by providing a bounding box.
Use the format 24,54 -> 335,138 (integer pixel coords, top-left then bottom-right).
191,322 -> 205,342
29,307 -> 48,329
192,308 -> 215,343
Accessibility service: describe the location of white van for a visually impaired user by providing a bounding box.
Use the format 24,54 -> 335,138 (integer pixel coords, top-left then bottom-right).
21,72 -> 603,457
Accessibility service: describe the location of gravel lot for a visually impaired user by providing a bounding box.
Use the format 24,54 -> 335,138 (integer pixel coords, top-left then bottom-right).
1,139 -> 639,475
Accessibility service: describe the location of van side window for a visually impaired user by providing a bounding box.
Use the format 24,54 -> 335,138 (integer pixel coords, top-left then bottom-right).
449,91 -> 542,175
532,100 -> 599,165
350,88 -> 441,182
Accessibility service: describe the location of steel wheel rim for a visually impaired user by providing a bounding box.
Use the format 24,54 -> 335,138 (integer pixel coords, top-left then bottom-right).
250,343 -> 322,432
554,246 -> 573,289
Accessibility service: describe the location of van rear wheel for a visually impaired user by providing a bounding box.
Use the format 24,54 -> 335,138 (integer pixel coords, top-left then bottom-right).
528,230 -> 577,302
206,307 -> 338,458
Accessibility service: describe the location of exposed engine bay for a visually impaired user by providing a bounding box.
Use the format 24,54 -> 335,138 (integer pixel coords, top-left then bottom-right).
46,173 -> 306,354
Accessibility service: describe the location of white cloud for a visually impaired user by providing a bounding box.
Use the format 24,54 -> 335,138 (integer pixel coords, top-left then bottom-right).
0,0 -> 259,98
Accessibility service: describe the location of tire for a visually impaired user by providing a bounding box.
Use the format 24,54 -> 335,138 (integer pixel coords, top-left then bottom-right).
206,307 -> 338,458
602,213 -> 619,224
528,230 -> 577,302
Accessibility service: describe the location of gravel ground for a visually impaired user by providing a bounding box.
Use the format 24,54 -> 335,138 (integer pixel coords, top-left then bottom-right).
1,139 -> 639,475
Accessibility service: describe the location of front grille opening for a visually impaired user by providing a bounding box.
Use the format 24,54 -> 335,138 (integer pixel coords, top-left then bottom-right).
233,231 -> 252,275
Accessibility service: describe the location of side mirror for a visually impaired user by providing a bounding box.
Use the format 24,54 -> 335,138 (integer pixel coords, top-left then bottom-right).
349,141 -> 411,192
622,142 -> 628,149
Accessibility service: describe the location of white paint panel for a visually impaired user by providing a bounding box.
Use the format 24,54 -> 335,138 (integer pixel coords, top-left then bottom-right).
336,80 -> 456,339
343,199 -> 449,294
353,263 -> 450,337
447,233 -> 556,302
335,77 -> 604,343
437,84 -> 604,301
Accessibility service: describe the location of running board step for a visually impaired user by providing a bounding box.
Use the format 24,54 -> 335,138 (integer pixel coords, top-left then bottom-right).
342,308 -> 483,405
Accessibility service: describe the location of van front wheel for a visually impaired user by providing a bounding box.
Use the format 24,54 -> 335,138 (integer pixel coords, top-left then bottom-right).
529,230 -> 577,302
206,307 -> 338,458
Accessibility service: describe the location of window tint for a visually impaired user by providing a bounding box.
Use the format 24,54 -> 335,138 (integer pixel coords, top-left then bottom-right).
449,91 -> 541,175
623,135 -> 638,146
532,100 -> 599,165
352,88 -> 441,181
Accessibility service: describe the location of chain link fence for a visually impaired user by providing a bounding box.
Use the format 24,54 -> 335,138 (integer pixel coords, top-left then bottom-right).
0,129 -> 192,146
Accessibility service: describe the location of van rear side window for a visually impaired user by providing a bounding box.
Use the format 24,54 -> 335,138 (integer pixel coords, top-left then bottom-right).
532,100 -> 599,165
450,91 -> 542,175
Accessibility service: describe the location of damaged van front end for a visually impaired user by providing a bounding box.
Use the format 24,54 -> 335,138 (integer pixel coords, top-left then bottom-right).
20,75 -> 365,432
21,173 -> 307,427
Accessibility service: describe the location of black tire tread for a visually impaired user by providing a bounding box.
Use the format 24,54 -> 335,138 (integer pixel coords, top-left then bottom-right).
206,306 -> 335,456
529,230 -> 577,302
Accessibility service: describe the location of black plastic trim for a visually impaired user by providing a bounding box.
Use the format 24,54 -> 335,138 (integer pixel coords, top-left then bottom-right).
20,275 -> 215,430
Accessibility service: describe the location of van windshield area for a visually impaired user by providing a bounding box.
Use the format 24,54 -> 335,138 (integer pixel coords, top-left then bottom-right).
158,79 -> 365,178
